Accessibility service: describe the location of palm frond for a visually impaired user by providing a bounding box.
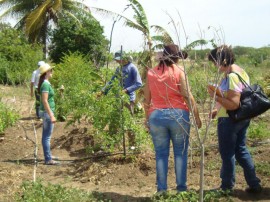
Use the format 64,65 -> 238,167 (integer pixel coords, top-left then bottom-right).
185,39 -> 208,51
51,0 -> 63,13
62,10 -> 82,28
125,19 -> 145,33
128,0 -> 149,33
90,7 -> 123,19
25,0 -> 51,37
151,25 -> 174,44
152,44 -> 165,50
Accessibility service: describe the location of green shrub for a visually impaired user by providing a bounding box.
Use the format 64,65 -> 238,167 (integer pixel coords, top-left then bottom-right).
16,180 -> 96,202
0,56 -> 9,84
248,121 -> 270,140
0,24 -> 43,85
0,102 -> 19,133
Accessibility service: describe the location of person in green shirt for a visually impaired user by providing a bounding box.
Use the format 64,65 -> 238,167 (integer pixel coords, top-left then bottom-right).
38,63 -> 59,165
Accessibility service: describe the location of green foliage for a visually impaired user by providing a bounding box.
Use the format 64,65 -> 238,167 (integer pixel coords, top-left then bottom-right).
187,63 -> 218,102
0,102 -> 19,133
248,121 -> 270,140
151,190 -> 232,202
0,23 -> 43,85
16,180 -> 96,202
49,13 -> 108,65
51,52 -> 102,121
188,49 -> 210,60
52,53 -> 147,152
256,162 -> 270,176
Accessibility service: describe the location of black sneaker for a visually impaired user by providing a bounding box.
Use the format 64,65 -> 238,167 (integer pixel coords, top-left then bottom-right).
245,185 -> 262,194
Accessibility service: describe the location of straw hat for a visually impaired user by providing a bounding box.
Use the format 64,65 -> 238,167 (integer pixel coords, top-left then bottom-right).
39,63 -> 53,76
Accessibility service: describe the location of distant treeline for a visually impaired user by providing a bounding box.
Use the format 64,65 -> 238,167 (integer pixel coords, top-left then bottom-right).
187,46 -> 270,67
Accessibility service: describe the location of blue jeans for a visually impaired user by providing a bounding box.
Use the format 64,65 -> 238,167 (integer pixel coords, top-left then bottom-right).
40,111 -> 54,163
149,108 -> 190,192
218,117 -> 261,190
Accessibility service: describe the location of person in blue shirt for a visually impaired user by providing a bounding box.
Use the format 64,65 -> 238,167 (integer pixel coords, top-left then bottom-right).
102,50 -> 142,148
103,50 -> 142,115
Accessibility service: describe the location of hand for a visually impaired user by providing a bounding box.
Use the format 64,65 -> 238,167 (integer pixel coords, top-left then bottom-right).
122,89 -> 127,94
209,109 -> 218,119
195,117 -> 202,129
207,86 -> 215,98
50,115 -> 56,123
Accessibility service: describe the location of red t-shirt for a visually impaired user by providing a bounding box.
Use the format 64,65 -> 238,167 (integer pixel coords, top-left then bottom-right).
147,64 -> 189,116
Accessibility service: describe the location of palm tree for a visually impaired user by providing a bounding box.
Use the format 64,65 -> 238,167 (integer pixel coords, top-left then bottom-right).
0,0 -> 88,57
92,0 -> 158,69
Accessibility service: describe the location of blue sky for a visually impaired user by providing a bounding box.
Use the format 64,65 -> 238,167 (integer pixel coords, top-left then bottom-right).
88,0 -> 270,52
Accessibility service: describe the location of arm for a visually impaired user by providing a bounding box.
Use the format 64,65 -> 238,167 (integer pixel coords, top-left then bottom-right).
179,71 -> 202,128
208,73 -> 241,110
30,82 -> 34,97
102,69 -> 118,94
143,77 -> 151,121
30,71 -> 35,97
209,89 -> 240,110
41,92 -> 56,123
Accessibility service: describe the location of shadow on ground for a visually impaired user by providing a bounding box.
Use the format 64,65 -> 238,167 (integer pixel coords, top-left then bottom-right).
233,187 -> 270,201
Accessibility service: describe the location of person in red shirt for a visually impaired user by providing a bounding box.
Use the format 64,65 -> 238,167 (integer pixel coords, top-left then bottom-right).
144,44 -> 201,193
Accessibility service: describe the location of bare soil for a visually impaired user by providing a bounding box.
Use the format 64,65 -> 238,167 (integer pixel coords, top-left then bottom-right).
0,85 -> 270,202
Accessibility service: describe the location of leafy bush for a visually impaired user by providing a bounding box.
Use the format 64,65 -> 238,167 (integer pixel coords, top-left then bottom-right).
0,102 -> 19,133
0,56 -> 9,84
0,23 -> 43,85
16,180 -> 96,202
248,121 -> 270,140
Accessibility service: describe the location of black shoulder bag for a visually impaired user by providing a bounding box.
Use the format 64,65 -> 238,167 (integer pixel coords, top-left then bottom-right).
227,72 -> 270,122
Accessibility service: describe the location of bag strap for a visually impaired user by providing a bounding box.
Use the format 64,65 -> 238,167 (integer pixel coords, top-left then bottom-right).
230,71 -> 252,90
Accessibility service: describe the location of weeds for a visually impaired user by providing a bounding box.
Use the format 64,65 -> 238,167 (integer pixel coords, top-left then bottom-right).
256,162 -> 270,176
0,102 -> 19,133
151,189 -> 232,202
16,180 -> 97,202
248,121 -> 270,140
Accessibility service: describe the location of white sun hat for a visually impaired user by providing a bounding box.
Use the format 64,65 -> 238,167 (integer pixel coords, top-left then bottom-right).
39,63 -> 54,76
37,61 -> 45,67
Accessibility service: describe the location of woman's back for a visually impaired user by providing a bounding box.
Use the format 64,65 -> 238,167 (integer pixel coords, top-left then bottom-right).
147,64 -> 189,115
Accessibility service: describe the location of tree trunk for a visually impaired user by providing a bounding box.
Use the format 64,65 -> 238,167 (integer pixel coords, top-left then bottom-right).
199,144 -> 205,202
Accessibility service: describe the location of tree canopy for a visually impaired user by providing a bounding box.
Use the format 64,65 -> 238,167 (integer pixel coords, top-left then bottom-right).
49,13 -> 108,65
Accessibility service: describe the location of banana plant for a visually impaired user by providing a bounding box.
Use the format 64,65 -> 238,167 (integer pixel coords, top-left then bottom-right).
0,0 -> 89,57
91,0 -> 157,69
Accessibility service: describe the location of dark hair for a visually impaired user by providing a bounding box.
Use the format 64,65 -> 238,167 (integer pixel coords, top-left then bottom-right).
159,44 -> 188,71
208,45 -> 235,67
38,73 -> 46,93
